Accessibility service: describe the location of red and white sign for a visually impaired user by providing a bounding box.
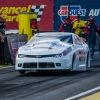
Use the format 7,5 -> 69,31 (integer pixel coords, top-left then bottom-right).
0,0 -> 53,31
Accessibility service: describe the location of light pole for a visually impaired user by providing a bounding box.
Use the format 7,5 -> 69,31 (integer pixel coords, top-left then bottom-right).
59,0 -> 70,17
68,0 -> 70,18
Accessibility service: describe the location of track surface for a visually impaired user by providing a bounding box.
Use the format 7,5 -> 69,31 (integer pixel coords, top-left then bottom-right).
0,52 -> 100,100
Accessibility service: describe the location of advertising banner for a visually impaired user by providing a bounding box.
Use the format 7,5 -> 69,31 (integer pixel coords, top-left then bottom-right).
7,34 -> 27,63
54,0 -> 100,31
0,0 -> 53,31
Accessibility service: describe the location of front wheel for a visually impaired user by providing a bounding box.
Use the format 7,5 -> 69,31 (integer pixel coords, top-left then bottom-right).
72,54 -> 75,71
18,70 -> 25,74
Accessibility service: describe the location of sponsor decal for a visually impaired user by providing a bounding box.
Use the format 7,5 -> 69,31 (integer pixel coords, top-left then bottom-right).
63,47 -> 72,56
89,9 -> 100,16
58,5 -> 86,22
10,39 -> 26,56
34,41 -> 66,47
21,45 -> 31,50
33,47 -> 49,49
32,47 -> 58,50
49,41 -> 63,49
0,5 -> 45,22
79,51 -> 85,61
0,5 -> 31,22
7,35 -> 27,64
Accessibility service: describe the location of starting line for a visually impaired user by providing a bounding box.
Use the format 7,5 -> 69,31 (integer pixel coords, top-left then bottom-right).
64,86 -> 100,100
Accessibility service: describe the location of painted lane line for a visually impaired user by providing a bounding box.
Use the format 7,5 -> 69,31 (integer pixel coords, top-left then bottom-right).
64,86 -> 100,100
0,66 -> 14,69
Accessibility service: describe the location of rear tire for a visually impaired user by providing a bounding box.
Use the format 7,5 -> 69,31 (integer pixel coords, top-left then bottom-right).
86,52 -> 89,71
18,70 -> 25,74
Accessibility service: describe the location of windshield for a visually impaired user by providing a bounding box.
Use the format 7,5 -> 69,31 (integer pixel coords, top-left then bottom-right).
57,35 -> 73,44
27,34 -> 73,44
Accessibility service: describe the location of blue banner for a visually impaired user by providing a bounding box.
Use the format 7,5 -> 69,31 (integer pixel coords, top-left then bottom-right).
54,0 -> 100,31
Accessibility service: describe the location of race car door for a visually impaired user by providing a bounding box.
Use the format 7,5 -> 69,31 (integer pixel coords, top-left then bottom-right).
74,35 -> 85,70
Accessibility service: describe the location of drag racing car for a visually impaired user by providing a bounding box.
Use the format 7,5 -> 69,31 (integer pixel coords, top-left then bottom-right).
15,32 -> 90,74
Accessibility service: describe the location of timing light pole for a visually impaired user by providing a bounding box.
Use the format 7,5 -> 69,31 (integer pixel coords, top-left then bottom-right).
68,0 -> 70,18
59,0 -> 70,17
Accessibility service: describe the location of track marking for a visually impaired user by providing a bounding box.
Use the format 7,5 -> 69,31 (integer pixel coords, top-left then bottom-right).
64,86 -> 100,100
80,92 -> 100,100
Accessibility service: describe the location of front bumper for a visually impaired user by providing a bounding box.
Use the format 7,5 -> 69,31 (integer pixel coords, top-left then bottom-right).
15,57 -> 72,71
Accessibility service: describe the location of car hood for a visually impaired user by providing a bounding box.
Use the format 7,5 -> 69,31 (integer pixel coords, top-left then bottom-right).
18,40 -> 72,55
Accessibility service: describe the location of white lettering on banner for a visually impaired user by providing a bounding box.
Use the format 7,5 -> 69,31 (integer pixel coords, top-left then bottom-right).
70,10 -> 86,16
89,9 -> 100,16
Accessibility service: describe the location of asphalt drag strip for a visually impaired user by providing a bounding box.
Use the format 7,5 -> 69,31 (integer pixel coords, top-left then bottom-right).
0,65 -> 100,100
0,51 -> 100,100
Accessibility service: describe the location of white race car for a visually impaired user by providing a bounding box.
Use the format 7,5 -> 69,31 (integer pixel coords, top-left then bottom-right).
15,32 -> 90,74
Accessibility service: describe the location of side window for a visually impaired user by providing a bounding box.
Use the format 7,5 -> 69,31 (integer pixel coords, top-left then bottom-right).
74,35 -> 82,45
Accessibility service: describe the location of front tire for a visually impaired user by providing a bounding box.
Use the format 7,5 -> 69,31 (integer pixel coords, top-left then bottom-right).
18,70 -> 25,74
72,54 -> 75,71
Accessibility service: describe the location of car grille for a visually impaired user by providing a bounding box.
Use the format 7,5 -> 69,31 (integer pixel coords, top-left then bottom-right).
23,63 -> 37,68
39,62 -> 55,68
24,55 -> 52,58
24,54 -> 62,58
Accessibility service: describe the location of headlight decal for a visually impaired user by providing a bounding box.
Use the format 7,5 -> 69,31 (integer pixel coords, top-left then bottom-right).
52,54 -> 62,58
63,47 -> 72,56
18,54 -> 24,58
